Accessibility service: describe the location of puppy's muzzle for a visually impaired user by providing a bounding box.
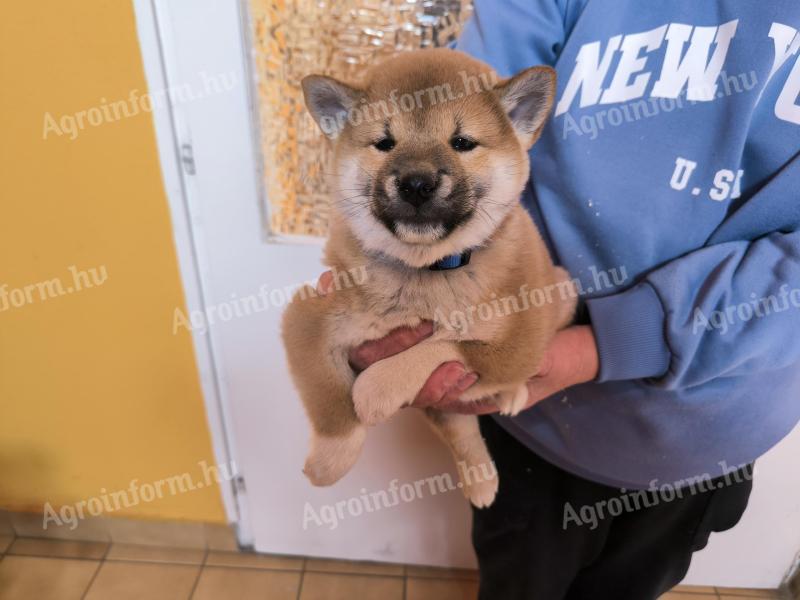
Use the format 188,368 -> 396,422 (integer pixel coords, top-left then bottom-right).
396,172 -> 440,208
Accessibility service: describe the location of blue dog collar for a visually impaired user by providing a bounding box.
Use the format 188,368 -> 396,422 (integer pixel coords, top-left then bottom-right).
429,250 -> 472,271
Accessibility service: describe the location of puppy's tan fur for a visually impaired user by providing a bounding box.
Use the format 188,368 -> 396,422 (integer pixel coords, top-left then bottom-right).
282,49 -> 575,507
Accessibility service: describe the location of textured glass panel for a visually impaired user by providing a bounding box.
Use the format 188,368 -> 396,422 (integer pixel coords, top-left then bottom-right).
249,0 -> 474,237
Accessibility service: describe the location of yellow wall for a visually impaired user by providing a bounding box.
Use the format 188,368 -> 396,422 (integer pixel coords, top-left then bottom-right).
0,1 -> 226,523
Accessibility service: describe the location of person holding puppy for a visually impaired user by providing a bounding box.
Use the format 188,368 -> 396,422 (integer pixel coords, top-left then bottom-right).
318,1 -> 800,598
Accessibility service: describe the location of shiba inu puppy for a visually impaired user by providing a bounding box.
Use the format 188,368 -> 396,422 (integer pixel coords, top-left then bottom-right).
282,48 -> 575,507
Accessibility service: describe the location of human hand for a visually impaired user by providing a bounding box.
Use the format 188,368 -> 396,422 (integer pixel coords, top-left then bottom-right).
317,271 -> 598,415
423,325 -> 600,415
315,271 -> 480,402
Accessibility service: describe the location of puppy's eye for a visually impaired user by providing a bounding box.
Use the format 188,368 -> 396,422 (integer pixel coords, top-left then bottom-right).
450,136 -> 478,152
373,137 -> 395,152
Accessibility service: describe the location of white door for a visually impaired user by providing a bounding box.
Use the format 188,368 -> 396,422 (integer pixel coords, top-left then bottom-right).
136,0 -> 800,585
136,0 -> 476,568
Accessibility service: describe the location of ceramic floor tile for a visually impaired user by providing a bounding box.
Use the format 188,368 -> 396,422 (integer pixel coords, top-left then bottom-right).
305,557 -> 404,576
405,564 -> 479,580
0,556 -> 99,600
8,537 -> 108,560
205,550 -> 303,570
0,536 -> 12,554
105,517 -> 205,548
406,577 -> 479,600
717,588 -> 779,597
11,511 -> 109,542
0,512 -> 13,536
203,523 -> 239,551
673,586 -> 718,595
299,572 -> 403,600
106,543 -> 205,564
718,590 -> 779,599
192,566 -> 301,600
83,561 -> 199,600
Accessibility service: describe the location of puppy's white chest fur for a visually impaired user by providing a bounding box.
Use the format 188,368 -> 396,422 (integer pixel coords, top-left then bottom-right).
330,260 -> 493,349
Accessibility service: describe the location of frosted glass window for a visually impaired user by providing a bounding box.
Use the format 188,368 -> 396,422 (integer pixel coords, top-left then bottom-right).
248,0 -> 474,237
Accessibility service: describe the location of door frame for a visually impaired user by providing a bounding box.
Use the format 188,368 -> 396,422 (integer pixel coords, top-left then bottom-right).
131,0 -> 252,544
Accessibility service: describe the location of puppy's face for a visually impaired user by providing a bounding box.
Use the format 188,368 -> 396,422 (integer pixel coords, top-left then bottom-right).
303,49 -> 555,267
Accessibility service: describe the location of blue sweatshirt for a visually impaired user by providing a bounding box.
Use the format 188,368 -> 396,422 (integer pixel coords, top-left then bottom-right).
456,0 -> 800,489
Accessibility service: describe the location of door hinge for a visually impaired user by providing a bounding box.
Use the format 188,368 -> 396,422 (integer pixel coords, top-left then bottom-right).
234,475 -> 247,493
180,143 -> 196,175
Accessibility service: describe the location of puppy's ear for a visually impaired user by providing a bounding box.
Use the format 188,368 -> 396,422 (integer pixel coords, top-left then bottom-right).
493,66 -> 556,147
302,75 -> 362,139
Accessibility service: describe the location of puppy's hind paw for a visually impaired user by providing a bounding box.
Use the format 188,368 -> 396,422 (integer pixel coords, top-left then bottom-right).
464,473 -> 499,508
303,427 -> 366,486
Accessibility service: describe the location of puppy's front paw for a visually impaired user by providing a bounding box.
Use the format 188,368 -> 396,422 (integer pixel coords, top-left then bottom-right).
495,384 -> 529,416
303,427 -> 365,486
352,369 -> 406,426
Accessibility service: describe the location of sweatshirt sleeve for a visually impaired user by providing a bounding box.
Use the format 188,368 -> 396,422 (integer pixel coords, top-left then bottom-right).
586,164 -> 800,388
454,0 -> 569,73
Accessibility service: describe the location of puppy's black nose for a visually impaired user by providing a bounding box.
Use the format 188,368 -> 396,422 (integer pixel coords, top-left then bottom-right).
397,173 -> 439,208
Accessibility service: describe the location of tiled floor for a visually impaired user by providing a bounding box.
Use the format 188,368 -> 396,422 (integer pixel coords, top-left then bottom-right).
0,534 -> 784,599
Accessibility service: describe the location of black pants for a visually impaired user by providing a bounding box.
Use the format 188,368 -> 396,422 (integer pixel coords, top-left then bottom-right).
472,417 -> 753,600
